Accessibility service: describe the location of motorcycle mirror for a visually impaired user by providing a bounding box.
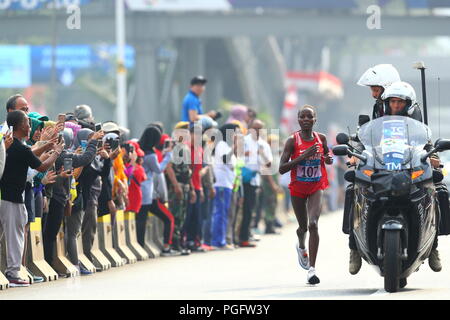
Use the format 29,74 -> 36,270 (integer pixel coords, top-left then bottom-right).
332,145 -> 349,156
434,138 -> 442,149
436,139 -> 450,152
358,115 -> 371,127
336,133 -> 350,145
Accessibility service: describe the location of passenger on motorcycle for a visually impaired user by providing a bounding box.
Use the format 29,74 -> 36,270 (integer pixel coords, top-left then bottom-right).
357,64 -> 401,119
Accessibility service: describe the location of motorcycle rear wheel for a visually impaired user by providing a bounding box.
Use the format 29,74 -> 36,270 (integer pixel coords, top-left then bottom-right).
384,230 -> 401,293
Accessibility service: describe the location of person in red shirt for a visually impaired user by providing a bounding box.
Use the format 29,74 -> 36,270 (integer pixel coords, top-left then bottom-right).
125,140 -> 147,214
279,105 -> 333,285
184,124 -> 206,252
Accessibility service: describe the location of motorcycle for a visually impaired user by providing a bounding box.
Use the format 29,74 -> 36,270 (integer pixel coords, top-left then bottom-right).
333,115 -> 450,292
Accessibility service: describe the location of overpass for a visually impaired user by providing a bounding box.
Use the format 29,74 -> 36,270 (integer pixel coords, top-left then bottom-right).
1,7 -> 449,134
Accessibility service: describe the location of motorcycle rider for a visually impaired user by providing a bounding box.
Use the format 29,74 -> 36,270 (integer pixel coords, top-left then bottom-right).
348,81 -> 442,274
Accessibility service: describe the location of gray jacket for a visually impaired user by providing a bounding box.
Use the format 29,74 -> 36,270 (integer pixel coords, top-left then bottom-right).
50,139 -> 98,205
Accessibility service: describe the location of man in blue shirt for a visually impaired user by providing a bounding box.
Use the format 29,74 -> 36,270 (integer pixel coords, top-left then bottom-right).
181,76 -> 216,123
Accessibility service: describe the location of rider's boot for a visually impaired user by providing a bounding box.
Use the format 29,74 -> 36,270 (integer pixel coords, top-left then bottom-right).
429,249 -> 442,272
349,249 -> 362,275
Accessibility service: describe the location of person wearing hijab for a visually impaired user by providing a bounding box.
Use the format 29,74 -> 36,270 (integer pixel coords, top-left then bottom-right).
137,126 -> 176,256
226,105 -> 248,128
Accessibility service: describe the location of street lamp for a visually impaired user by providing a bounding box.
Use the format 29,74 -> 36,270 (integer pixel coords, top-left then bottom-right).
116,0 -> 127,128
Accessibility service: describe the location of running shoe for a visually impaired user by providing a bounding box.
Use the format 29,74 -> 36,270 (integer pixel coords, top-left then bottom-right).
274,218 -> 283,228
201,244 -> 213,251
249,234 -> 261,242
239,241 -> 256,248
79,263 -> 93,275
27,268 -> 44,283
7,276 -> 30,288
296,244 -> 310,270
180,248 -> 191,256
161,248 -> 181,257
307,267 -> 320,285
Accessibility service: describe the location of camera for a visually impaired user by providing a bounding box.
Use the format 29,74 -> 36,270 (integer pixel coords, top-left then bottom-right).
63,157 -> 73,172
106,138 -> 119,150
164,139 -> 174,149
123,143 -> 134,154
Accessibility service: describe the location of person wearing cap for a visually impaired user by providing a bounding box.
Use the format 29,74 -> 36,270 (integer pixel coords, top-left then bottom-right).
181,76 -> 217,123
102,121 -> 121,136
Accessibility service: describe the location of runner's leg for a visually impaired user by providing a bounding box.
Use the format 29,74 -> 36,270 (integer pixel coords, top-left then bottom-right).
291,195 -> 308,249
306,190 -> 323,268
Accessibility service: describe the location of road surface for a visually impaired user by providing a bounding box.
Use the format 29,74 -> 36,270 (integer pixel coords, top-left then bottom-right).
1,210 -> 450,300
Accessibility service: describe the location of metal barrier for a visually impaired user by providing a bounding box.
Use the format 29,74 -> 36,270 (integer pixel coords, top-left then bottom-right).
97,214 -> 125,267
26,218 -> 58,281
124,211 -> 149,261
53,225 -> 79,277
113,210 -> 137,264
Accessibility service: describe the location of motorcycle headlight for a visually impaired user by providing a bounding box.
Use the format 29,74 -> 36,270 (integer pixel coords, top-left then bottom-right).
391,171 -> 411,197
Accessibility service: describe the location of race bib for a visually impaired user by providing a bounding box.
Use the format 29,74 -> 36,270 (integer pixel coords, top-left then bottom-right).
296,159 -> 321,182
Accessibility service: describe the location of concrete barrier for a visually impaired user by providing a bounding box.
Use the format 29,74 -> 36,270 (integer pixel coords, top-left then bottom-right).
26,218 -> 58,281
113,210 -> 137,264
97,214 -> 125,267
124,211 -> 148,261
152,217 -> 164,251
76,230 -> 96,273
18,265 -> 34,284
53,225 -> 79,277
88,223 -> 111,271
143,213 -> 161,258
0,272 -> 8,290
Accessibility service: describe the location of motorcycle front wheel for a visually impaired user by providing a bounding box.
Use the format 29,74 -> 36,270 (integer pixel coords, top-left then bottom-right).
384,230 -> 401,293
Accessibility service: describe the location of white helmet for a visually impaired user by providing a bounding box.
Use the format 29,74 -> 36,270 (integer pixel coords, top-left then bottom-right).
381,81 -> 416,104
357,64 -> 401,88
382,81 -> 417,116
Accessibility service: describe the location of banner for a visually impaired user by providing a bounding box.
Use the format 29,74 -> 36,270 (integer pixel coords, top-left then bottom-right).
228,0 -> 356,9
126,0 -> 231,11
0,45 -> 31,88
0,0 -> 91,10
0,44 -> 135,88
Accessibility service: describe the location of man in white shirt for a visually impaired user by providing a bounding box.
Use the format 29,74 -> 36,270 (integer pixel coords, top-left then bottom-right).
210,123 -> 239,249
239,119 -> 273,247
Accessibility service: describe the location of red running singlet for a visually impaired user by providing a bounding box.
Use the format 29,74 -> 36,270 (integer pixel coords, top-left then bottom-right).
288,131 -> 329,199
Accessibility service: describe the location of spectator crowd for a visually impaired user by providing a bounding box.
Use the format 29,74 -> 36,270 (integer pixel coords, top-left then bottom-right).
0,76 -> 292,288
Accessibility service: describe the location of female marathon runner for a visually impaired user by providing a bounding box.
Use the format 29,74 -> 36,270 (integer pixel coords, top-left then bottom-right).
279,105 -> 333,284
